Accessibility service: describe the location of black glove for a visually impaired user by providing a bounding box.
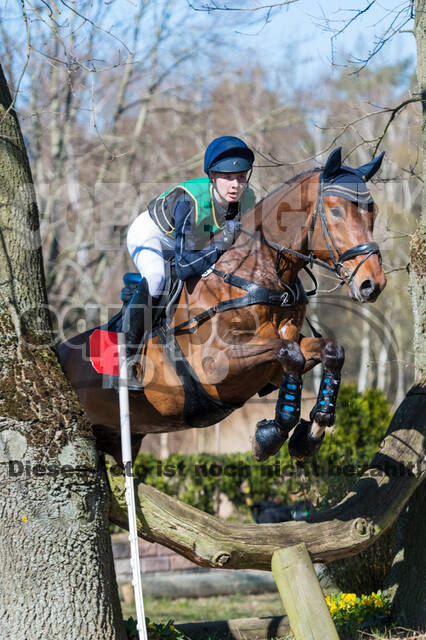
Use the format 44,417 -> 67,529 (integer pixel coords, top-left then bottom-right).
225,218 -> 241,235
217,219 -> 241,250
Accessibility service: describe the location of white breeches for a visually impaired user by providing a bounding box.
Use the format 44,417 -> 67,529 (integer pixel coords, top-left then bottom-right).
127,210 -> 175,297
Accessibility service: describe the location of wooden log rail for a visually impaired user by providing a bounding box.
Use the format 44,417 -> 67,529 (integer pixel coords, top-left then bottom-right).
108,384 -> 425,568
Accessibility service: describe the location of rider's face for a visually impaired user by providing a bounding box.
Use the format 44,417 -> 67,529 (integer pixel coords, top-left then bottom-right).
211,171 -> 248,206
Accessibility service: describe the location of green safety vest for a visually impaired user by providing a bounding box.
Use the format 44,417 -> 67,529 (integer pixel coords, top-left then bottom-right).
147,176 -> 256,241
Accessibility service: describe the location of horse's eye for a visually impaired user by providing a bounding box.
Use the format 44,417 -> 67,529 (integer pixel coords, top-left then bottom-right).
330,206 -> 344,218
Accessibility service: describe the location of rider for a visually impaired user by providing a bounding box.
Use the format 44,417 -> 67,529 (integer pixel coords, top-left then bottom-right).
125,135 -> 256,357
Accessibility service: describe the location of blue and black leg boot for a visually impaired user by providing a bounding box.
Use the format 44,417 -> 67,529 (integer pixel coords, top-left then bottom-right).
275,373 -> 302,431
309,370 -> 341,425
252,374 -> 302,462
288,371 -> 340,461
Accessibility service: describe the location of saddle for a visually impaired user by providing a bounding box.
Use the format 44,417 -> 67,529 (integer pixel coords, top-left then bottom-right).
105,260 -> 182,336
101,261 -> 182,390
101,265 -> 245,423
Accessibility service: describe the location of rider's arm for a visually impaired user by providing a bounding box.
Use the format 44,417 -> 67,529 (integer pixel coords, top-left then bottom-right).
174,195 -> 225,281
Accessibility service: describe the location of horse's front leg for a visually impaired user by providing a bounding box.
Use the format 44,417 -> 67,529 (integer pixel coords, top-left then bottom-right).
252,340 -> 305,462
288,337 -> 344,461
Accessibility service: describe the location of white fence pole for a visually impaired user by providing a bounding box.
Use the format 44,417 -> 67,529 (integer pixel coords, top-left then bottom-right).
118,333 -> 148,640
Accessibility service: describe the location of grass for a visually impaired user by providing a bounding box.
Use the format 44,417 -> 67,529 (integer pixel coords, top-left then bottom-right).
121,591 -> 286,624
122,594 -> 425,640
355,629 -> 425,640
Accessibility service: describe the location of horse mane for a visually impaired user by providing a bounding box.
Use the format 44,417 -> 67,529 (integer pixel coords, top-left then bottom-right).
287,166 -> 322,183
246,167 -> 321,237
255,166 -> 322,208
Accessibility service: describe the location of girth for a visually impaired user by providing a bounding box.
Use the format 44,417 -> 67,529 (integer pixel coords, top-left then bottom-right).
172,269 -> 308,335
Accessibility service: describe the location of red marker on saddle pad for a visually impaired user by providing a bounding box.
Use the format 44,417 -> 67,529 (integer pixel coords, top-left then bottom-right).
89,329 -> 120,376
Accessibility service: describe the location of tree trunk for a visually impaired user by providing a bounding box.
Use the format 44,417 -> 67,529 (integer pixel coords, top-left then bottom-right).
385,480 -> 426,630
0,64 -> 125,639
357,305 -> 371,393
412,3 -> 426,380
384,1 -> 426,630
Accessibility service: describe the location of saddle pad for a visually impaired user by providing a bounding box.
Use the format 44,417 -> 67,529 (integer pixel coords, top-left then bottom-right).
89,329 -> 120,376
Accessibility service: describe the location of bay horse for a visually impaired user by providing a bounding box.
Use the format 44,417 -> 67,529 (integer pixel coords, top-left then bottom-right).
58,148 -> 386,464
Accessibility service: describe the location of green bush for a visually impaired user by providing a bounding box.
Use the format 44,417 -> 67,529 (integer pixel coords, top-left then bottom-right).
133,384 -> 391,517
313,386 -> 395,595
125,617 -> 187,640
327,384 -> 392,463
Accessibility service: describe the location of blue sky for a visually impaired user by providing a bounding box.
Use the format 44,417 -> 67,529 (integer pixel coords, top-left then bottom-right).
192,0 -> 417,88
1,1 -> 416,76
0,0 -> 416,104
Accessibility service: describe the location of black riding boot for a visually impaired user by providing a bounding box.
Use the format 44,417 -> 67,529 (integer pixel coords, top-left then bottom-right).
122,278 -> 150,388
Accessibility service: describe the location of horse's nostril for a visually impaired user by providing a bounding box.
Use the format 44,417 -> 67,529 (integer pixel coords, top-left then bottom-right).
360,279 -> 373,292
359,278 -> 380,301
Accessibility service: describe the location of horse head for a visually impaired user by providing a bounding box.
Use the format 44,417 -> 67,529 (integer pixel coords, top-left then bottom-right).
309,147 -> 386,303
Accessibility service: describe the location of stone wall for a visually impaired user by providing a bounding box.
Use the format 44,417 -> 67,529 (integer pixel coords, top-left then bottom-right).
112,534 -> 280,601
112,534 -> 328,602
112,533 -> 201,576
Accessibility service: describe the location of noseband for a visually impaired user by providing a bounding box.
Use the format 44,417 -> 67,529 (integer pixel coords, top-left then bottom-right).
265,177 -> 382,292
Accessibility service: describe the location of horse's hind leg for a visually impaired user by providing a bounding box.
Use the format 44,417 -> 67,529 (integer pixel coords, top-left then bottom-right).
288,337 -> 344,461
252,340 -> 305,462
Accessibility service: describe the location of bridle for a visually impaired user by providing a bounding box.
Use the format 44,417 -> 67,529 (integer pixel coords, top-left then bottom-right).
261,175 -> 382,295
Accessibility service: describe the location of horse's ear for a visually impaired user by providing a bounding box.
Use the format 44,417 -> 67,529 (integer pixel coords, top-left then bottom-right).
358,151 -> 385,182
322,147 -> 342,180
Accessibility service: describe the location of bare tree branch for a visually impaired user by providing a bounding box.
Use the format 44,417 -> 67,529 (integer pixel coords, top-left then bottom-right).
4,0 -> 32,116
311,1 -> 414,73
186,0 -> 298,11
371,96 -> 421,156
253,95 -> 421,170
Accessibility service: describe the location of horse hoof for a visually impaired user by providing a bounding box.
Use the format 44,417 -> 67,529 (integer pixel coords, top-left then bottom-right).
252,419 -> 288,462
288,419 -> 324,461
309,410 -> 334,428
